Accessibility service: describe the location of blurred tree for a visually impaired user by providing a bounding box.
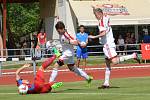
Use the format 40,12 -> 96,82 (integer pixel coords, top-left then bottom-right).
6,3 -> 40,47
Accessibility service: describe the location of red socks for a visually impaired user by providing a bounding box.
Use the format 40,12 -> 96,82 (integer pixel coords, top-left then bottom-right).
42,55 -> 56,70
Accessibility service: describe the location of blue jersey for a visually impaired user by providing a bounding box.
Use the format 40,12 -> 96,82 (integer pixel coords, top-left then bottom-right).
76,32 -> 88,53
143,35 -> 150,43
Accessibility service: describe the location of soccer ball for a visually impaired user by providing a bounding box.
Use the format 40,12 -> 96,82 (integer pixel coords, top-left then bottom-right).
18,84 -> 28,94
80,41 -> 86,46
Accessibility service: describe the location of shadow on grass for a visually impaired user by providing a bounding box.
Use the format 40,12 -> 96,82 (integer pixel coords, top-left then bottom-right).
52,88 -> 84,93
98,86 -> 121,89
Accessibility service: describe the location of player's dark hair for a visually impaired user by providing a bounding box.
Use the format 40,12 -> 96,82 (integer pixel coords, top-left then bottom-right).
79,25 -> 85,29
93,8 -> 103,13
55,21 -> 65,30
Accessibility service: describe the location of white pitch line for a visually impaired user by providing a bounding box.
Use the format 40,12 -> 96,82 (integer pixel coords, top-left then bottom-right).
51,93 -> 150,96
0,93 -> 18,95
1,92 -> 150,96
2,65 -> 150,75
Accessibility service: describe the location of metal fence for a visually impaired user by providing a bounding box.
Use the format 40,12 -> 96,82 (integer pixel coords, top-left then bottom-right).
0,44 -> 141,58
0,44 -> 142,76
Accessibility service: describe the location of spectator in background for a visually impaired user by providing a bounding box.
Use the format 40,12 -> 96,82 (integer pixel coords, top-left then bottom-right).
37,30 -> 47,48
46,40 -> 53,57
117,35 -> 125,55
76,25 -> 88,68
22,40 -> 28,55
37,30 -> 47,57
30,41 -> 41,60
130,34 -> 136,49
35,45 -> 42,59
30,33 -> 41,59
125,33 -> 136,54
131,34 -> 136,43
125,33 -> 132,50
143,31 -> 150,43
32,33 -> 38,48
125,32 -> 131,44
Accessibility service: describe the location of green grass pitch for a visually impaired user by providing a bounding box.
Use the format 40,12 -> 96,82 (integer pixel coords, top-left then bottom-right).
0,77 -> 150,100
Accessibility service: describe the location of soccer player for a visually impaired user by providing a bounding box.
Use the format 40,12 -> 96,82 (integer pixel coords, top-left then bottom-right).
76,25 -> 88,67
88,7 -> 140,88
16,55 -> 63,94
49,21 -> 93,84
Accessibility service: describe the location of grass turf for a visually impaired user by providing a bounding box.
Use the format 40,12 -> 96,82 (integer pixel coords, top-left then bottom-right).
0,77 -> 150,100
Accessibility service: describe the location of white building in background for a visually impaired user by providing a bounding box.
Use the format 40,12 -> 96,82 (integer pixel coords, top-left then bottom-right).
40,0 -> 76,40
41,0 -> 150,43
68,0 -> 150,43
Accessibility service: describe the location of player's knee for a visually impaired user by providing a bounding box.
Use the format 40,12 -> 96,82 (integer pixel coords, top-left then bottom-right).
111,57 -> 119,64
53,68 -> 58,71
77,58 -> 80,61
106,67 -> 111,71
67,64 -> 75,71
57,60 -> 64,66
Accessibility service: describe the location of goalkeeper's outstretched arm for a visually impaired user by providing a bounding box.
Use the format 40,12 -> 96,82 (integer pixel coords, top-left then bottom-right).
16,64 -> 31,80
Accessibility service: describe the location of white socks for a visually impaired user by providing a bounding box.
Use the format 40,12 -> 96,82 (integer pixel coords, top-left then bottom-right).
104,67 -> 111,86
49,67 -> 90,82
119,54 -> 134,62
49,69 -> 58,82
71,67 -> 89,80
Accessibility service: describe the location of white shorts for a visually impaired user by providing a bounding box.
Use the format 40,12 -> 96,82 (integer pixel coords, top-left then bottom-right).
103,44 -> 117,59
59,52 -> 74,65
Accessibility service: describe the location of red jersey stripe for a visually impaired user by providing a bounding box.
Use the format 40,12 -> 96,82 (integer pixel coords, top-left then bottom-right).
64,32 -> 74,40
100,17 -> 104,27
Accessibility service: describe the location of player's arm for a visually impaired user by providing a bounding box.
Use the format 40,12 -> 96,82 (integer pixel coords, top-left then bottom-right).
69,39 -> 78,45
86,34 -> 89,45
75,34 -> 82,46
88,31 -> 106,39
64,32 -> 78,45
16,64 -> 31,80
63,37 -> 78,45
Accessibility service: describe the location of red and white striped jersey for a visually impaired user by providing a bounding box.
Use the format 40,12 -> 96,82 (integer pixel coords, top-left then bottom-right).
98,15 -> 115,47
59,31 -> 75,56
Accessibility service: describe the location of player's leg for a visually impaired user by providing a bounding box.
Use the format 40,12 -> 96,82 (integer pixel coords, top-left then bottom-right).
99,46 -> 115,89
49,55 -> 66,82
34,68 -> 45,92
34,55 -> 56,92
101,59 -> 111,88
68,64 -> 93,84
111,52 -> 140,64
41,55 -> 56,70
82,52 -> 88,67
67,56 -> 93,83
49,62 -> 60,82
76,50 -> 82,67
104,46 -> 140,65
83,59 -> 86,67
76,58 -> 81,68
100,46 -> 140,89
40,82 -> 63,93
